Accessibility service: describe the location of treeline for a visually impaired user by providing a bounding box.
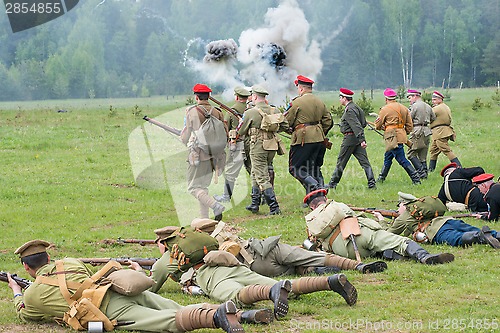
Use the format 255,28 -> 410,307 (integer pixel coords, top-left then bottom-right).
0,0 -> 498,101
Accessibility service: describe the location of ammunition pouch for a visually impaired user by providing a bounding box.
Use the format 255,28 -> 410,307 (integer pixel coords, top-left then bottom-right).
64,292 -> 116,331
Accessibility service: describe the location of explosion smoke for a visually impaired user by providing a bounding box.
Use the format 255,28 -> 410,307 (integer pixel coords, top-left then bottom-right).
204,39 -> 238,63
257,43 -> 286,69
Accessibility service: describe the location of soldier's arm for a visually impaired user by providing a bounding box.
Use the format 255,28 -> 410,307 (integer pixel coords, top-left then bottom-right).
180,109 -> 193,145
284,103 -> 298,128
320,104 -> 333,135
374,108 -> 385,130
404,108 -> 413,134
236,113 -> 251,136
149,251 -> 181,293
345,109 -> 365,143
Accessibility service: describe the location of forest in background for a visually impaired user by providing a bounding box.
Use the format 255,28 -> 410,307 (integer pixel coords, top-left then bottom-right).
0,0 -> 498,101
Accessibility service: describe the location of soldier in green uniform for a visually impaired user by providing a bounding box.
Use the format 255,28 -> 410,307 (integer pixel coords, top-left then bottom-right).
375,88 -> 420,184
304,192 -> 455,265
383,192 -> 500,249
285,75 -> 333,196
6,240 -> 245,333
237,85 -> 288,215
428,90 -> 461,172
214,86 -> 251,203
406,89 -> 435,179
327,88 -> 376,190
181,83 -> 228,221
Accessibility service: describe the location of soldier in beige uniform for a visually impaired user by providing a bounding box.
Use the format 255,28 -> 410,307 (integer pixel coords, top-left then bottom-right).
406,89 -> 436,179
285,75 -> 333,196
428,90 -> 461,172
375,88 -> 420,184
7,240 -> 245,333
214,86 -> 251,203
181,84 -> 228,221
237,85 -> 288,215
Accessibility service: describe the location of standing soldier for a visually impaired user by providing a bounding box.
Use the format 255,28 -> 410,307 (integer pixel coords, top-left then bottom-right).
406,89 -> 435,179
327,88 -> 376,190
237,85 -> 288,215
214,86 -> 251,203
428,90 -> 461,172
181,84 -> 228,221
375,88 -> 420,184
285,75 -> 333,197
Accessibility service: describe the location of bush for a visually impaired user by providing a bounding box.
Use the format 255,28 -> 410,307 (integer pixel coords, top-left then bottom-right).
356,90 -> 374,115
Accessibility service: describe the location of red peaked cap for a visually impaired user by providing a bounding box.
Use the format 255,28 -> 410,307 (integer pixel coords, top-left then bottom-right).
432,90 -> 444,99
440,162 -> 458,177
339,88 -> 354,97
193,83 -> 212,93
472,173 -> 494,184
407,89 -> 421,95
295,75 -> 314,86
303,188 -> 327,204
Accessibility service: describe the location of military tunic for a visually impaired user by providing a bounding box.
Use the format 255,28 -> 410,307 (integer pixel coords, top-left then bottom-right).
181,100 -> 228,217
285,92 -> 333,193
329,101 -> 375,188
237,102 -> 288,190
483,183 -> 500,221
430,102 -> 456,161
407,99 -> 435,162
14,258 -> 191,333
437,167 -> 488,213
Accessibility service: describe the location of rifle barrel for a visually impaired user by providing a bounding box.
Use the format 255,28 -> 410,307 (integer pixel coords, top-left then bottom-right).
143,116 -> 182,136
117,238 -> 156,246
209,96 -> 242,120
0,272 -> 32,289
80,258 -> 158,270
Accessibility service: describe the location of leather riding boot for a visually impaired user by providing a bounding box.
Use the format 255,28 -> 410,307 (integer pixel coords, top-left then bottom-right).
237,308 -> 273,324
428,159 -> 437,172
461,231 -> 482,246
420,160 -> 428,179
450,157 -> 462,167
404,241 -> 454,264
291,274 -> 357,306
402,163 -> 421,184
302,176 -> 320,193
355,261 -> 388,274
364,167 -> 376,189
263,187 -> 281,215
214,180 -> 235,203
268,166 -> 275,187
380,249 -> 409,261
409,157 -> 424,180
246,186 -> 261,213
175,301 -> 243,333
377,165 -> 391,183
480,226 -> 500,249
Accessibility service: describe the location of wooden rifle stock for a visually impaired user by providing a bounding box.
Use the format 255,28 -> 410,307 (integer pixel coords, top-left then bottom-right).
80,258 -> 158,271
209,96 -> 242,120
0,271 -> 32,289
143,116 -> 182,136
349,206 -> 400,218
117,238 -> 156,246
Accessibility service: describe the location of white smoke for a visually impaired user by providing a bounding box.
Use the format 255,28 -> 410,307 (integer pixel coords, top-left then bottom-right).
185,0 -> 323,105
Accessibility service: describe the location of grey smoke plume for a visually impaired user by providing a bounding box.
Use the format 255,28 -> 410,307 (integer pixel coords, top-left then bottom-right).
204,39 -> 238,62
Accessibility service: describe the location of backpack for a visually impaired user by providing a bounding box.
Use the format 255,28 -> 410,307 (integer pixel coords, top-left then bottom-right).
405,196 -> 447,221
193,106 -> 227,156
161,226 -> 220,272
258,107 -> 284,132
305,200 -> 346,239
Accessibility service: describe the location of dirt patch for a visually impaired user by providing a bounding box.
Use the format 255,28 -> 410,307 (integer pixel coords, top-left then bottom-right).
0,323 -> 68,333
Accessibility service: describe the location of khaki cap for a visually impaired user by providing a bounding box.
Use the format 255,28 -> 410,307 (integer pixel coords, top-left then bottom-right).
251,84 -> 269,96
191,218 -> 219,231
14,240 -> 51,258
234,86 -> 251,97
220,240 -> 241,257
154,226 -> 180,242
398,192 -> 417,205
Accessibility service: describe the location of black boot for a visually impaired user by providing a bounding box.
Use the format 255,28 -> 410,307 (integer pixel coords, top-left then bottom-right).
327,274 -> 357,306
450,157 -> 462,167
211,202 -> 225,221
380,249 -> 409,261
246,186 -> 261,213
461,231 -> 483,246
428,159 -> 437,172
213,300 -> 244,333
239,308 -> 273,324
377,165 -> 391,183
404,241 -> 454,264
365,167 -> 376,189
302,176 -> 320,193
402,163 -> 421,184
420,160 -> 428,179
480,226 -> 500,249
269,280 -> 291,319
355,261 -> 388,273
263,187 -> 281,215
214,180 -> 234,203
409,157 -> 424,180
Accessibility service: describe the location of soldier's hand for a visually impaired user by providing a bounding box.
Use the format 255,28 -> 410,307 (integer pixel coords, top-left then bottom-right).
7,274 -> 22,294
361,141 -> 367,149
126,260 -> 144,272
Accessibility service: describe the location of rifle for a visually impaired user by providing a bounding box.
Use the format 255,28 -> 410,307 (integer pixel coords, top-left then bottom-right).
143,116 -> 182,136
80,258 -> 158,271
209,96 -> 292,140
349,206 -> 400,218
0,272 -> 32,289
116,238 -> 156,246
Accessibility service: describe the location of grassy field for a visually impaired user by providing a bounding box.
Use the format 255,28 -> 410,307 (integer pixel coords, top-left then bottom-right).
0,88 -> 499,333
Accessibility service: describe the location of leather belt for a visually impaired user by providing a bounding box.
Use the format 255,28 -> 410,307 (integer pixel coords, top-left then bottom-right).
294,121 -> 320,131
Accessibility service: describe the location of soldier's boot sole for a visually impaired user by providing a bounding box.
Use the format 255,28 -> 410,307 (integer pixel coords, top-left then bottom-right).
269,280 -> 291,319
240,309 -> 273,325
360,261 -> 388,274
422,253 -> 455,265
481,226 -> 500,249
214,300 -> 244,333
327,273 -> 357,306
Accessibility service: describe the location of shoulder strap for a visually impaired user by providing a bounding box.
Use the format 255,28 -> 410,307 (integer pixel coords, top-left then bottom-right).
443,174 -> 453,202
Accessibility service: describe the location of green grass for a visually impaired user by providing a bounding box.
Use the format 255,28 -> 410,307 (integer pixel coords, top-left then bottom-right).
0,88 -> 499,332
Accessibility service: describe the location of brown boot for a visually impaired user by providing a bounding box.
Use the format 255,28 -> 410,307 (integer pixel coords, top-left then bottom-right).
175,301 -> 244,333
237,308 -> 273,324
237,280 -> 291,319
291,274 -> 357,306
